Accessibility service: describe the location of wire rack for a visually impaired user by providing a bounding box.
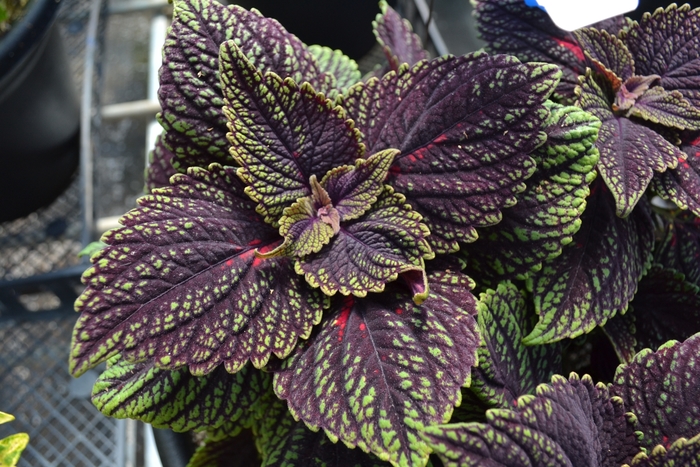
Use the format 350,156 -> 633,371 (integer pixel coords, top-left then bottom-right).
0,0 -> 131,464
0,318 -> 124,466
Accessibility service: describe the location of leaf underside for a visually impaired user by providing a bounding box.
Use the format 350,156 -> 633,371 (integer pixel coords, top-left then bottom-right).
629,266 -> 700,351
274,270 -> 480,467
654,210 -> 700,287
146,132 -> 179,192
652,134 -> 700,216
373,0 -> 430,72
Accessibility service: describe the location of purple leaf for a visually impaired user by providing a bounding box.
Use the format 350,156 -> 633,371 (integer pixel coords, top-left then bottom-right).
629,266 -> 700,351
623,4 -> 700,108
263,149 -> 400,258
525,178 -> 655,344
603,264 -> 700,363
69,164 -> 325,377
449,388 -> 492,424
472,0 -> 584,102
265,177 -> 339,259
460,102 -> 600,283
322,149 -> 399,221
257,398 -> 392,467
373,0 -> 429,72
652,134 -> 700,216
422,373 -> 641,467
273,270 -> 480,467
577,70 -> 682,217
623,435 -> 700,467
296,186 -> 433,302
573,28 -> 634,88
471,281 -> 562,409
220,40 -> 364,227
91,356 -> 270,433
602,309 -> 638,364
629,87 -> 700,131
654,210 -> 700,286
158,0 -> 326,171
614,75 -> 662,112
611,332 -> 700,449
146,132 -> 178,192
342,53 -> 560,253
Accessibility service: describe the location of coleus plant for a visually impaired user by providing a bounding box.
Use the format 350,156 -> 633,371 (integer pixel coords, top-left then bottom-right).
69,0 -> 700,465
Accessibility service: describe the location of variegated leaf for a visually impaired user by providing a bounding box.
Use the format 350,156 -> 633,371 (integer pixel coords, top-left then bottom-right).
274,270 -> 480,467
343,53 -> 560,253
70,164 -> 325,377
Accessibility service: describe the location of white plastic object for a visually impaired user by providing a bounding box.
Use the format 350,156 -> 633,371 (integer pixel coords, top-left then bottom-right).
527,0 -> 639,30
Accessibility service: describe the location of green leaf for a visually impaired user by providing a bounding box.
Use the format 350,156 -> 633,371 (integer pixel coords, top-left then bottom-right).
307,45 -> 361,95
78,241 -> 108,259
525,179 -> 655,344
0,433 -> 29,467
0,413 -> 14,425
461,101 -> 600,283
471,281 -> 562,409
0,413 -> 28,467
91,356 -> 271,433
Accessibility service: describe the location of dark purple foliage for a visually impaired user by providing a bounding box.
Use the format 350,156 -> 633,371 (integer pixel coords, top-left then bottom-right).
69,0 -> 700,465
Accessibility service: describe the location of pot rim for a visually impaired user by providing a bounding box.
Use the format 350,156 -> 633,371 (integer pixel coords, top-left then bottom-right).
0,0 -> 62,77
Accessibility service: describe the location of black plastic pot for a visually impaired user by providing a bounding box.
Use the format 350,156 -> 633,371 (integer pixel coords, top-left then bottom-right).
231,0 -> 396,60
0,0 -> 80,223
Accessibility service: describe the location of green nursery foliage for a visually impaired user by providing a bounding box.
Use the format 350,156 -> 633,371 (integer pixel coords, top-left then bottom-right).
69,0 -> 700,465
